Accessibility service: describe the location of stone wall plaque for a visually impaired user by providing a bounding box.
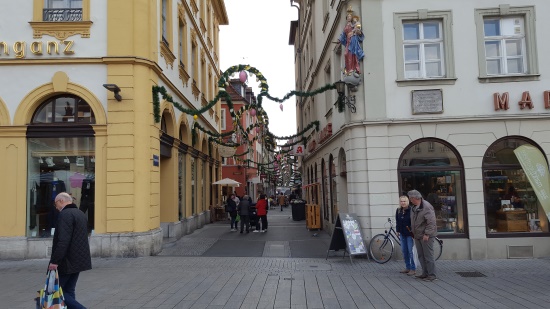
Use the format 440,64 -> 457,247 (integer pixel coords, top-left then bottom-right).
411,89 -> 443,114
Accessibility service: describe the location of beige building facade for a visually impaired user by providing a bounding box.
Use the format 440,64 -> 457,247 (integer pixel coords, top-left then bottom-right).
293,0 -> 550,259
0,0 -> 227,259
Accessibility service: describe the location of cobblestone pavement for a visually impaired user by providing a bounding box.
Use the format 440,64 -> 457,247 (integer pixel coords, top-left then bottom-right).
3,206 -> 550,308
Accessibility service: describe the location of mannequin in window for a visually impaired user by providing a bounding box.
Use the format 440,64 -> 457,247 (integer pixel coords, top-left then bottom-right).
64,102 -> 73,116
63,102 -> 73,122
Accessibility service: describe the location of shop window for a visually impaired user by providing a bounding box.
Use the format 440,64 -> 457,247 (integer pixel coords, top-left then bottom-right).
329,155 -> 337,223
321,159 -> 328,220
27,94 -> 96,238
32,95 -> 95,124
483,137 -> 548,235
399,139 -> 466,236
191,156 -> 196,215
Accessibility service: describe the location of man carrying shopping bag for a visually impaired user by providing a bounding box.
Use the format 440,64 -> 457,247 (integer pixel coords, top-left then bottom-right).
48,192 -> 92,309
37,268 -> 66,309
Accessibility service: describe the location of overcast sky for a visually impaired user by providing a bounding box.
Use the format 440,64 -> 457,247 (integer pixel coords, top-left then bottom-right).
220,0 -> 298,139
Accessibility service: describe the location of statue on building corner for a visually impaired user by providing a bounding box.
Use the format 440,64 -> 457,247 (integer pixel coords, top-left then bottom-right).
338,5 -> 364,87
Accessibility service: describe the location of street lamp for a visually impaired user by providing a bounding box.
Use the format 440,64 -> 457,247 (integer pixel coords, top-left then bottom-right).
334,80 -> 356,113
103,84 -> 122,101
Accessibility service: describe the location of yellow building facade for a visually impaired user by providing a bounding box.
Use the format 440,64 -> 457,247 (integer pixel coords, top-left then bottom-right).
0,0 -> 227,259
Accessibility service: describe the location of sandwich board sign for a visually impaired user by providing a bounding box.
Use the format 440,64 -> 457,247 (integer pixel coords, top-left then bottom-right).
326,213 -> 368,262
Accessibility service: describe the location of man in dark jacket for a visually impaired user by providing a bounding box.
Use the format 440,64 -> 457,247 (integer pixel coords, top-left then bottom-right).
48,192 -> 92,309
227,194 -> 238,231
237,195 -> 251,233
408,189 -> 437,282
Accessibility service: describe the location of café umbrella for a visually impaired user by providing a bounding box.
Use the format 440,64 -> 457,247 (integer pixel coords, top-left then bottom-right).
212,178 -> 241,201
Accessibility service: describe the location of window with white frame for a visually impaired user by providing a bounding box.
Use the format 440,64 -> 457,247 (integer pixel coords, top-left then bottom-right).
220,108 -> 226,130
43,0 -> 82,21
45,0 -> 82,8
475,6 -> 538,81
403,21 -> 444,79
394,10 -> 455,85
483,17 -> 525,75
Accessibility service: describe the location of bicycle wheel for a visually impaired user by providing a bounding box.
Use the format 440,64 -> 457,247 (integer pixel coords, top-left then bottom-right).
434,237 -> 443,260
369,234 -> 394,264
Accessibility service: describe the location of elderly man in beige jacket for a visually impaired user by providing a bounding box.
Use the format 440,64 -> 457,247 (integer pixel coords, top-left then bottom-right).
408,189 -> 438,282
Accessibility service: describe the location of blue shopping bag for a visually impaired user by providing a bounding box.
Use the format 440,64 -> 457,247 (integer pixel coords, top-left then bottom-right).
35,269 -> 66,309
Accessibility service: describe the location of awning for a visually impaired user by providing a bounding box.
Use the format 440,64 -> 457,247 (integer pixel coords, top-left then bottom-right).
248,176 -> 261,184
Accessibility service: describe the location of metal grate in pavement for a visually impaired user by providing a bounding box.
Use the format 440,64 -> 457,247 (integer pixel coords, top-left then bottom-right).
456,271 -> 486,277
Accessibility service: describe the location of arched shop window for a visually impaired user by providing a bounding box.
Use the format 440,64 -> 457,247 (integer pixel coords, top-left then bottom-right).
27,95 -> 96,238
32,95 -> 95,124
329,154 -> 337,223
321,159 -> 328,221
483,137 -> 549,235
398,138 -> 467,237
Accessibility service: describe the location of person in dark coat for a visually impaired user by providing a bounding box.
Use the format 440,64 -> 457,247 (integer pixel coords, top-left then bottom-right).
237,195 -> 251,233
227,194 -> 238,231
396,195 -> 416,276
48,192 -> 92,309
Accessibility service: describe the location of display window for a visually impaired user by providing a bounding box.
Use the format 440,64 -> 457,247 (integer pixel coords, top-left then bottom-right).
483,137 -> 549,235
27,95 -> 95,238
27,137 -> 95,237
398,139 -> 467,236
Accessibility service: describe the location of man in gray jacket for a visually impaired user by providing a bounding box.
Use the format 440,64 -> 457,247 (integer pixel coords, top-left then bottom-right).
238,195 -> 251,233
408,189 -> 437,282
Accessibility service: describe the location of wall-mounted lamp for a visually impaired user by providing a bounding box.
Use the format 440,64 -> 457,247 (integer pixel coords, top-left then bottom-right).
103,84 -> 122,101
334,81 -> 356,113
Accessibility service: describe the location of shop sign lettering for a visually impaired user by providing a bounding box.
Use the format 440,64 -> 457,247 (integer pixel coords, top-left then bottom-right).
494,91 -> 550,111
0,40 -> 75,59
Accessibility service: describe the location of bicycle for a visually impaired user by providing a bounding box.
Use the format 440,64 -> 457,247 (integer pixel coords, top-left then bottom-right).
369,218 -> 443,264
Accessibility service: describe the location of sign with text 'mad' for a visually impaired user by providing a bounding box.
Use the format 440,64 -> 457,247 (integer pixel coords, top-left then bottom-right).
514,145 -> 550,221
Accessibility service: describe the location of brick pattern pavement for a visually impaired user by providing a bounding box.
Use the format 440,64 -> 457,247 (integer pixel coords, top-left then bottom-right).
2,256 -> 550,308
5,207 -> 550,308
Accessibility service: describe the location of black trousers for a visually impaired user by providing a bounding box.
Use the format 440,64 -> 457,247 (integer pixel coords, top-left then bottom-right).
257,215 -> 268,230
240,215 -> 250,232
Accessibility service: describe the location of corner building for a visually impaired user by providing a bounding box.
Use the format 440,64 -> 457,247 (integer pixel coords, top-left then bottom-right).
293,0 -> 550,259
0,0 -> 227,259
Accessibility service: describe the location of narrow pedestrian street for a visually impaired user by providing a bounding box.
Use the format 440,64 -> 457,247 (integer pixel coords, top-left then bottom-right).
159,205 -> 333,258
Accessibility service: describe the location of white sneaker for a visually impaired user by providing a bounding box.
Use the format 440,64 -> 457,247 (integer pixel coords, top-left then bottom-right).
260,230 -> 266,233
253,230 -> 260,233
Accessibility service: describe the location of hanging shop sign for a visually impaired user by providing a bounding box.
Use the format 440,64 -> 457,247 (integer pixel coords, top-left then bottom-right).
494,91 -> 550,111
0,40 -> 75,59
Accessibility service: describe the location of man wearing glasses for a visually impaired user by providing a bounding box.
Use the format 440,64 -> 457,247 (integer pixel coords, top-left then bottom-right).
48,192 -> 92,309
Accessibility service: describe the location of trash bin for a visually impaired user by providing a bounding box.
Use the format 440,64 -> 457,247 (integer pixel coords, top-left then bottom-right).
291,201 -> 306,221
